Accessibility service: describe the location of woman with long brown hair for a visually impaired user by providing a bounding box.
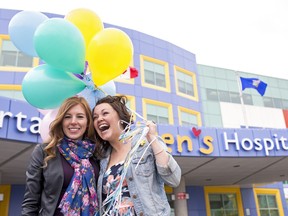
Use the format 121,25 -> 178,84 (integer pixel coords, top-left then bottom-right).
22,96 -> 99,216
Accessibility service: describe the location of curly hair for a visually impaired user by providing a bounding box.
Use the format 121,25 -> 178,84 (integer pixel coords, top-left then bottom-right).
43,96 -> 96,167
93,95 -> 133,158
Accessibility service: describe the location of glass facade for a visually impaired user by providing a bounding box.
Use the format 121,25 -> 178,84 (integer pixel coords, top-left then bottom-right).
197,64 -> 288,127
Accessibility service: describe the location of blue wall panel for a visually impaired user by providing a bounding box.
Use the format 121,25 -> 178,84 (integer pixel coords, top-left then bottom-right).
241,188 -> 257,216
0,72 -> 14,84
14,72 -> 26,85
9,185 -> 25,216
0,96 -> 10,138
186,186 -> 206,216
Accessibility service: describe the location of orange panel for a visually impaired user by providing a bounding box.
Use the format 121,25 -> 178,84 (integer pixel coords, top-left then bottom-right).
283,110 -> 288,128
0,185 -> 11,216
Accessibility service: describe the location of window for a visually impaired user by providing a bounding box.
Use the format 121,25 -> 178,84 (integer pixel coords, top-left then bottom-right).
257,194 -> 279,216
263,97 -> 274,108
142,99 -> 173,125
205,88 -> 253,105
178,73 -> 194,95
140,55 -> 170,92
218,90 -> 230,102
282,100 -> 288,109
209,193 -> 239,216
144,60 -> 165,86
273,98 -> 282,109
181,112 -> 197,126
175,66 -> 198,101
178,106 -> 201,126
230,92 -> 241,104
0,39 -> 33,67
205,187 -> 244,216
206,89 -> 218,101
243,93 -> 253,105
147,104 -> 168,124
254,188 -> 284,216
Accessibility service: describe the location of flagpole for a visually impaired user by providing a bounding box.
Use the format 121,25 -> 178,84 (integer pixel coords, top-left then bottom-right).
235,71 -> 248,128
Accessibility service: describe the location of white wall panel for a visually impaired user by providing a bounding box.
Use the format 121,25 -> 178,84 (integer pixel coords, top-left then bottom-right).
220,102 -> 286,129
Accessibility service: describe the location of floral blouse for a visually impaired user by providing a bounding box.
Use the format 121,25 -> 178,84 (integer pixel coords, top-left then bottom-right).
102,162 -> 135,216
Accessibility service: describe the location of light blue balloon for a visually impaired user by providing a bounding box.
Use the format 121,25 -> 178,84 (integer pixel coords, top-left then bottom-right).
78,87 -> 106,110
34,18 -> 86,73
77,73 -> 106,110
8,10 -> 48,57
22,64 -> 86,109
99,80 -> 116,96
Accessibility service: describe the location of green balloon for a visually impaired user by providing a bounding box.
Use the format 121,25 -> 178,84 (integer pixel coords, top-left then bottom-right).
34,18 -> 86,73
22,64 -> 86,109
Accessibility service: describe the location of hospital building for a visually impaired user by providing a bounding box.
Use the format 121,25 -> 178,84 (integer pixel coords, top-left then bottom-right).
1,8 -> 288,216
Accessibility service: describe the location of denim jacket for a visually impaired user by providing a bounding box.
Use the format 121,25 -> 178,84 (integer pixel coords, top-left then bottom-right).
97,138 -> 181,216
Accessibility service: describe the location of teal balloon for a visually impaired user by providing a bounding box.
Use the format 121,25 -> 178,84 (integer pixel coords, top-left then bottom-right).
34,18 -> 85,73
22,64 -> 86,109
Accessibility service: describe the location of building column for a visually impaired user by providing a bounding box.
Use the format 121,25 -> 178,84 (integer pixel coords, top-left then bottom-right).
173,177 -> 188,216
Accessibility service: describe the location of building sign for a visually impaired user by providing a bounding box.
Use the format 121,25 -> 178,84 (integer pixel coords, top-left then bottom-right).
1,96 -> 288,157
160,126 -> 288,157
0,110 -> 40,134
223,132 -> 288,156
0,96 -> 41,143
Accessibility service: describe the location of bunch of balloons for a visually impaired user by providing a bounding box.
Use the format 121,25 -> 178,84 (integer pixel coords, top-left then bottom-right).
8,8 -> 135,142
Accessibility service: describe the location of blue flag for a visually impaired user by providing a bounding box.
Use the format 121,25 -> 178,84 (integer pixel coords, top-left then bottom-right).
240,77 -> 267,96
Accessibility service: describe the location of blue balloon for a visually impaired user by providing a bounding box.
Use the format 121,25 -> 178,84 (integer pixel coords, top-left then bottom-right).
77,73 -> 106,110
8,10 -> 48,57
99,80 -> 116,96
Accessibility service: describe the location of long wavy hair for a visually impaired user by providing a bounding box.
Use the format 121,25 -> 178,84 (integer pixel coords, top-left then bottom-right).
93,95 -> 133,158
43,96 -> 97,168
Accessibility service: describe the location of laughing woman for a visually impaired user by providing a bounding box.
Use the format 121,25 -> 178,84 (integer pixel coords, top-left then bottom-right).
93,95 -> 181,216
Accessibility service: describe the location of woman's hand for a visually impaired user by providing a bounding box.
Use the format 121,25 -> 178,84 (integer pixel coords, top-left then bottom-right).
146,120 -> 157,142
145,120 -> 169,166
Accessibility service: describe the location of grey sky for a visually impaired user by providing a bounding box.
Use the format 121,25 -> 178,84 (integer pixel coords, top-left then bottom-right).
2,0 -> 288,79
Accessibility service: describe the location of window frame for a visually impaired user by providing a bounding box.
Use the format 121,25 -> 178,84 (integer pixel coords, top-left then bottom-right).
140,55 -> 171,92
0,35 -> 39,71
142,98 -> 173,125
178,106 -> 202,126
205,186 -> 244,216
174,65 -> 199,101
254,188 -> 284,216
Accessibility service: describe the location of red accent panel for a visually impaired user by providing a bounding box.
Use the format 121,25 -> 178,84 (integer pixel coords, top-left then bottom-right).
282,110 -> 288,128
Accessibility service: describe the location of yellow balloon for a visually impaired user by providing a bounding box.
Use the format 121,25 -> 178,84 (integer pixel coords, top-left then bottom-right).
65,8 -> 104,51
87,28 -> 133,86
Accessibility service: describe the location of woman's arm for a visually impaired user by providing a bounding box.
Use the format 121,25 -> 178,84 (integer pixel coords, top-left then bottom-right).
21,144 -> 44,216
146,121 -> 169,166
146,121 -> 181,187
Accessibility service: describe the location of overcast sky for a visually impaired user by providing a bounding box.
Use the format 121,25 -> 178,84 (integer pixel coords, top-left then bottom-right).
2,0 -> 288,79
